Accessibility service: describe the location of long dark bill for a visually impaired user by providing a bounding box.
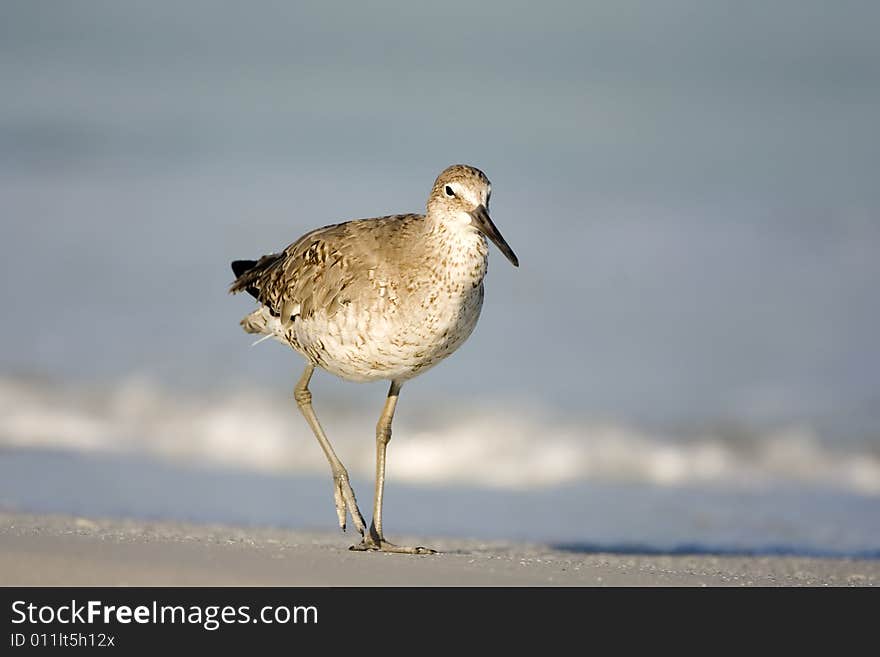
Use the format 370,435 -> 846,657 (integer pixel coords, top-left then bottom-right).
469,205 -> 519,267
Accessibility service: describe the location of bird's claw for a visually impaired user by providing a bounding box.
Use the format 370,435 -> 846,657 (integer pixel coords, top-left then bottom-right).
333,471 -> 366,536
349,537 -> 436,555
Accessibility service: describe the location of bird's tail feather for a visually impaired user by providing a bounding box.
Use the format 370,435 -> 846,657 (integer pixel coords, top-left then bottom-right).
228,253 -> 284,299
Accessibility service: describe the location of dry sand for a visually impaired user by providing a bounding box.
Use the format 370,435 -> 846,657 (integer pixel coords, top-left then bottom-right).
0,512 -> 876,586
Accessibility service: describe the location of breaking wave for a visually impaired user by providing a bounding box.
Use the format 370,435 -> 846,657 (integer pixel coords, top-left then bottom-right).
1,375 -> 878,495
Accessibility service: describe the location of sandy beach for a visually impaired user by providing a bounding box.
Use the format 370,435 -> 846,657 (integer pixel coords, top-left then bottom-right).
1,512 -> 876,586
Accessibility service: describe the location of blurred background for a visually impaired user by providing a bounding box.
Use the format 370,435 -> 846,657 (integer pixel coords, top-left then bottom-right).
1,1 -> 878,556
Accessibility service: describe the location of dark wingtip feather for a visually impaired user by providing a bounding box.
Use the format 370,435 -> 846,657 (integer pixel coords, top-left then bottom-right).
231,259 -> 257,278
229,254 -> 284,299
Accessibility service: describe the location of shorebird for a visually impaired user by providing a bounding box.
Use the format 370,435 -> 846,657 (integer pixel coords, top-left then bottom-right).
229,164 -> 518,553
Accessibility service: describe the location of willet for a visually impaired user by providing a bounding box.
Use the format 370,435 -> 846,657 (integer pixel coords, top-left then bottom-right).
229,164 -> 518,553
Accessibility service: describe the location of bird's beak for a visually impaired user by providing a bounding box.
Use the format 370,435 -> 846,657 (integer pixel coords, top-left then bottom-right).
469,204 -> 519,267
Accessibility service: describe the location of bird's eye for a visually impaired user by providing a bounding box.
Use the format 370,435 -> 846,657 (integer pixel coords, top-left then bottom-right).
444,185 -> 455,197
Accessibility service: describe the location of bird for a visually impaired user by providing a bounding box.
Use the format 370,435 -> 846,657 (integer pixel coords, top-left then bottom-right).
229,164 -> 518,554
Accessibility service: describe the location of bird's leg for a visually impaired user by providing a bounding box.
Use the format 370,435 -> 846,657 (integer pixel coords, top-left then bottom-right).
350,381 -> 436,555
294,363 -> 366,536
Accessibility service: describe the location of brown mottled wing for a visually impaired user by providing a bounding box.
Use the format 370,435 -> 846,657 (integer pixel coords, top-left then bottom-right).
230,215 -> 418,321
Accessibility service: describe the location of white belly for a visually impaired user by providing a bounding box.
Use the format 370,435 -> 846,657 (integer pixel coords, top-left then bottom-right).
287,282 -> 485,382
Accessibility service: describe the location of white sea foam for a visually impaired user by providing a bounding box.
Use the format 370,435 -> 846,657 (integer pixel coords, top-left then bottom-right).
1,376 -> 878,495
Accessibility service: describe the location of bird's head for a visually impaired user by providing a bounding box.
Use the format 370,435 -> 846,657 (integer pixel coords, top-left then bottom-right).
426,164 -> 518,267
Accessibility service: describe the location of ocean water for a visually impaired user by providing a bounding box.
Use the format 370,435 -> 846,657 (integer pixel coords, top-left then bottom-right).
1,2 -> 878,555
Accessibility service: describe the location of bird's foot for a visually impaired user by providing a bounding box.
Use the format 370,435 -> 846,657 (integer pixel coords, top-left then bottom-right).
349,535 -> 436,555
332,471 -> 366,536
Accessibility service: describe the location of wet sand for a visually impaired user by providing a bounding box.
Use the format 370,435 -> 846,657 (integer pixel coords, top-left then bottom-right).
0,512 -> 876,586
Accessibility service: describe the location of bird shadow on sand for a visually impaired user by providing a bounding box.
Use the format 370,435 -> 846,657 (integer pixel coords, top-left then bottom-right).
549,542 -> 880,560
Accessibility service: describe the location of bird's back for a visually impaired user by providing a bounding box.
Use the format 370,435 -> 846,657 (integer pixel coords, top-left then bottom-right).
230,213 -> 426,321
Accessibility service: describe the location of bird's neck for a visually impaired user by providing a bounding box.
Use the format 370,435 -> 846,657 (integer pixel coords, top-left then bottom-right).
422,214 -> 489,290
